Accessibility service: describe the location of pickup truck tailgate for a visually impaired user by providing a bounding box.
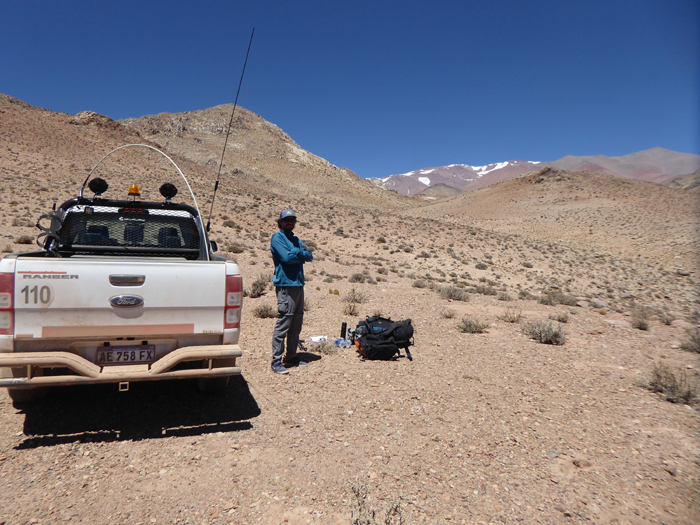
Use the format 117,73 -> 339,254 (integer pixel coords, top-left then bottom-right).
13,258 -> 226,339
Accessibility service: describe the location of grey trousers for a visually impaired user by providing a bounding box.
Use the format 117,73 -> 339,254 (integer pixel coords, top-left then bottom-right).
271,286 -> 305,365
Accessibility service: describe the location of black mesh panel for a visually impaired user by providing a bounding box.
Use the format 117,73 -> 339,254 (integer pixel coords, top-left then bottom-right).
58,206 -> 202,259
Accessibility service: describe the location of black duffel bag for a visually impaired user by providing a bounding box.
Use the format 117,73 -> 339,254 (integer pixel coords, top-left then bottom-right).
353,316 -> 413,361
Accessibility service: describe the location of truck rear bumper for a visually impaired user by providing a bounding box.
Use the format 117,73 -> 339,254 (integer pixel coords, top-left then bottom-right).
0,344 -> 242,389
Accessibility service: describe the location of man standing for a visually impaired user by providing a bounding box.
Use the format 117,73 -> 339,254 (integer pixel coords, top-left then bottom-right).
270,209 -> 313,374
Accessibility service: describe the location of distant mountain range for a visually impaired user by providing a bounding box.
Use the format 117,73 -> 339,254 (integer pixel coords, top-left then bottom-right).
369,147 -> 700,196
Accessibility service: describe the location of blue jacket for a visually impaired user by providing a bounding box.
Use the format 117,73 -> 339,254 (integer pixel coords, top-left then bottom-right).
270,230 -> 313,287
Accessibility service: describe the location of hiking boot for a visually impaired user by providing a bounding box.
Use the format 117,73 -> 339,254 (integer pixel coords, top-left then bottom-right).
284,356 -> 307,367
271,362 -> 289,375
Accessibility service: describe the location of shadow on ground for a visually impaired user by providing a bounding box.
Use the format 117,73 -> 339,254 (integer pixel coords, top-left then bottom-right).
13,375 -> 260,448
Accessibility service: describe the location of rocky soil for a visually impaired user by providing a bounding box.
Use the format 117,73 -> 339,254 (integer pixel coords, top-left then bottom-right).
1,95 -> 699,524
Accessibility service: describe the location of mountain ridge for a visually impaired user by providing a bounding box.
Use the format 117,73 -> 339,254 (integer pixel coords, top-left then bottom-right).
372,147 -> 700,196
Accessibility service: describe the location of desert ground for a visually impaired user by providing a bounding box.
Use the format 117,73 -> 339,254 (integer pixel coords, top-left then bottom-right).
0,95 -> 698,524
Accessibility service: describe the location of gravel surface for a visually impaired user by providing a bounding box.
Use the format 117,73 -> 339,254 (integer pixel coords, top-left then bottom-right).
1,281 -> 698,524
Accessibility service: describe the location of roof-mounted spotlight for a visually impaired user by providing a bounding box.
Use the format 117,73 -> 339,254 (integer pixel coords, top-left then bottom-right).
88,177 -> 109,196
159,183 -> 178,202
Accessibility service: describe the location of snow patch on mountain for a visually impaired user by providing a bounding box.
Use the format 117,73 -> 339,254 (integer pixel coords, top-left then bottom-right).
418,177 -> 431,186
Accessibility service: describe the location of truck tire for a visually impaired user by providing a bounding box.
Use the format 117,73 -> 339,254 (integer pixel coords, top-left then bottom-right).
8,386 -> 48,403
8,368 -> 48,403
196,376 -> 230,393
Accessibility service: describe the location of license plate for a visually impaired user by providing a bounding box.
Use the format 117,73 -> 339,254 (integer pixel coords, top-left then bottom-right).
96,345 -> 156,364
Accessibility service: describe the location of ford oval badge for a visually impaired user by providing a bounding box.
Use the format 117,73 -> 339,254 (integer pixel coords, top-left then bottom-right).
109,295 -> 144,308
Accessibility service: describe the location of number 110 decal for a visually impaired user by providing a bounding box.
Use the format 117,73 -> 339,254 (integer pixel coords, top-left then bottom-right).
20,284 -> 54,308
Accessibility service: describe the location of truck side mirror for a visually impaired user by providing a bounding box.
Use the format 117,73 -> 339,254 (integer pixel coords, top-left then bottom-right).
210,240 -> 218,252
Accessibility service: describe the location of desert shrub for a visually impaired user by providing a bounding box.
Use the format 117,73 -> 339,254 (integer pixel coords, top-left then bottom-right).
343,303 -> 359,316
498,307 -> 522,323
524,320 -> 566,345
658,311 -> 675,326
328,289 -> 340,295
475,284 -> 497,296
518,290 -> 535,300
441,308 -> 456,319
631,308 -> 651,331
350,478 -> 403,525
457,317 -> 488,333
549,312 -> 569,323
412,279 -> 427,289
644,362 -> 696,404
303,240 -> 317,252
2,245 -> 12,254
439,286 -> 469,302
680,328 -> 700,353
247,274 -> 269,298
323,277 -> 334,283
226,243 -> 245,254
253,304 -> 276,318
522,261 -> 534,268
539,290 -> 578,306
344,288 -> 367,304
497,292 -> 513,301
15,235 -> 33,245
376,236 -> 386,244
377,267 -> 388,275
314,340 -> 338,355
349,273 -> 366,283
223,220 -> 237,228
475,262 -> 488,270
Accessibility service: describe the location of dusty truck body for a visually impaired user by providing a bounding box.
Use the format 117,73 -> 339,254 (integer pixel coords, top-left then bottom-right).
0,146 -> 243,402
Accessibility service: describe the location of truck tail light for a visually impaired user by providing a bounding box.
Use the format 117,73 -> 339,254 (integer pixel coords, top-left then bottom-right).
224,275 -> 242,329
0,273 -> 13,336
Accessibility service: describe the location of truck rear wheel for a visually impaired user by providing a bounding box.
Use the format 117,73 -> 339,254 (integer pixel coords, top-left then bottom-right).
196,376 -> 230,393
8,368 -> 48,403
8,386 -> 48,403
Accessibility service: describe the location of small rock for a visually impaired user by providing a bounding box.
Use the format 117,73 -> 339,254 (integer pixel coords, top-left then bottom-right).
546,450 -> 559,459
677,269 -> 690,276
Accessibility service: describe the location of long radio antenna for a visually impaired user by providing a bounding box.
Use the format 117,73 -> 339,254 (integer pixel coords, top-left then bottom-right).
206,27 -> 255,232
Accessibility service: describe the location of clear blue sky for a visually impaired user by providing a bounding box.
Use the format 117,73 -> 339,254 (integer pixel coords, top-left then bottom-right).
2,0 -> 698,178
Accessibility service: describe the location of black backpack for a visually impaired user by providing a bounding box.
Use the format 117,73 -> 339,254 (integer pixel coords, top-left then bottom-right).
352,316 -> 414,361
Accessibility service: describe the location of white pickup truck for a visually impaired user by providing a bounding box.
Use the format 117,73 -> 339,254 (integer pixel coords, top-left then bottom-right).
0,146 -> 243,402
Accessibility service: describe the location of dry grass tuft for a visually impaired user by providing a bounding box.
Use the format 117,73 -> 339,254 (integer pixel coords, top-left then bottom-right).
313,340 -> 338,355
439,286 -> 469,302
680,328 -> 700,353
457,317 -> 488,333
247,273 -> 269,298
631,307 -> 651,331
644,362 -> 696,404
344,303 -> 360,316
524,320 -> 566,345
440,308 -> 457,319
344,288 -> 368,304
252,304 -> 276,319
549,311 -> 569,323
349,478 -> 404,525
539,290 -> 578,307
498,307 -> 522,323
15,235 -> 33,245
